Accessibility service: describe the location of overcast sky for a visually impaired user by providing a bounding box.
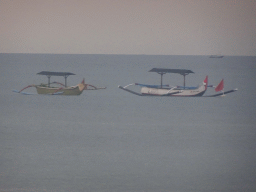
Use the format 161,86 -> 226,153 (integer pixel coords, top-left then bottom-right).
1,0 -> 255,56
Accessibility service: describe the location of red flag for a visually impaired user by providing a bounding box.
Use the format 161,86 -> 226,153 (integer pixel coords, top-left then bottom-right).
215,79 -> 224,92
204,76 -> 208,87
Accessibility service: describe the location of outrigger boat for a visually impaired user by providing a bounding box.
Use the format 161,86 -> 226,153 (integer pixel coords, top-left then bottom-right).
118,68 -> 238,97
13,71 -> 106,95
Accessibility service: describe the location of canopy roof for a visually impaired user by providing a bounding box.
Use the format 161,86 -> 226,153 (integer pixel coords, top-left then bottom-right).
149,68 -> 194,75
37,71 -> 75,76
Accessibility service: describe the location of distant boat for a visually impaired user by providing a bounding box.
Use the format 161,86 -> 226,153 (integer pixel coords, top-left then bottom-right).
209,55 -> 224,58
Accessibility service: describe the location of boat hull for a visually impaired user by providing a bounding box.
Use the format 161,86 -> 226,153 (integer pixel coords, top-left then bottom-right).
141,84 -> 206,97
36,84 -> 84,95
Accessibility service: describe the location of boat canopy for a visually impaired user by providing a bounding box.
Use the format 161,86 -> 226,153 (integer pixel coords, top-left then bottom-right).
37,71 -> 75,76
37,71 -> 76,87
148,68 -> 194,87
149,68 -> 194,75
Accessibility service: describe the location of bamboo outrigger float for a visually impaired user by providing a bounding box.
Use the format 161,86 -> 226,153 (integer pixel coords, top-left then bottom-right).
118,68 -> 238,97
13,71 -> 106,95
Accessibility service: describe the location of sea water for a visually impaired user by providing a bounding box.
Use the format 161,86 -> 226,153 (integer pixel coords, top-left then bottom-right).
0,54 -> 256,192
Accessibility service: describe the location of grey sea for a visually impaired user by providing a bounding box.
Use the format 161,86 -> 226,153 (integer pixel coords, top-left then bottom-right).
0,54 -> 255,192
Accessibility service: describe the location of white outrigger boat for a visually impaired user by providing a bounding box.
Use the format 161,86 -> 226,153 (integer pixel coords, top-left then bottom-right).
13,71 -> 106,95
118,68 -> 238,97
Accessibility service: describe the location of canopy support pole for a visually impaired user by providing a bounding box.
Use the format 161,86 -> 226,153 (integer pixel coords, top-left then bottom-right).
158,72 -> 166,88
183,74 -> 185,87
161,73 -> 163,88
47,75 -> 51,87
182,73 -> 189,87
64,75 -> 70,87
64,76 -> 67,87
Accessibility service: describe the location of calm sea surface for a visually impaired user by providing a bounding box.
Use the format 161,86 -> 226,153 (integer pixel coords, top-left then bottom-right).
0,54 -> 256,192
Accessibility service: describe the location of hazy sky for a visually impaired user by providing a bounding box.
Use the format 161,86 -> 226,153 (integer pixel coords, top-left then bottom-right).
1,0 -> 255,55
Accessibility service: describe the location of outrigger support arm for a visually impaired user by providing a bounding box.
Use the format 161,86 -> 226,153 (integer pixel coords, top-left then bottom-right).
85,84 -> 107,90
51,82 -> 65,87
18,84 -> 36,93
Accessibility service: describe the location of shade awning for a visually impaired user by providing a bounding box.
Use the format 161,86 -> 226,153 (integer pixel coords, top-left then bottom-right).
37,71 -> 75,76
149,68 -> 194,75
